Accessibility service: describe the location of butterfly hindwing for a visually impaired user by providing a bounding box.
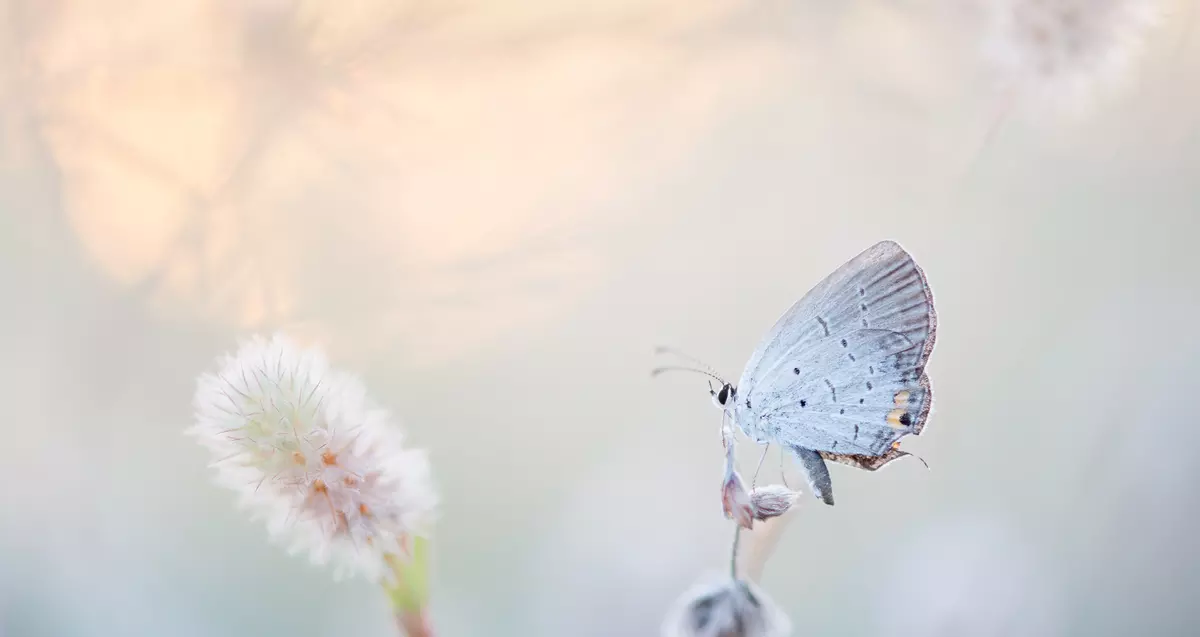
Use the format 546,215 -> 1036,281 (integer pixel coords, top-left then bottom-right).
737,328 -> 928,455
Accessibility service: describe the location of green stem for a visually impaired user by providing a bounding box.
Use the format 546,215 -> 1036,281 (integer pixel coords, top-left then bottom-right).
383,536 -> 433,637
729,523 -> 742,580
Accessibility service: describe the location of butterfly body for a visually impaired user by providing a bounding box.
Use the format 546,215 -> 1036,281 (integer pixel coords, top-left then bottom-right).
719,240 -> 938,505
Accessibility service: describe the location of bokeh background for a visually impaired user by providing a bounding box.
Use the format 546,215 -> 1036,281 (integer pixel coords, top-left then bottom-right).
3,0 -> 1200,635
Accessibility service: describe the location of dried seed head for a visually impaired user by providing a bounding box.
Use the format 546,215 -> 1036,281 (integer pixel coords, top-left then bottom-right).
749,485 -> 800,522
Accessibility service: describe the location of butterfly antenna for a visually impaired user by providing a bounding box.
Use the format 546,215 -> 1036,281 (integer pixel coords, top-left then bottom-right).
654,346 -> 723,377
895,449 -> 930,470
650,365 -> 727,385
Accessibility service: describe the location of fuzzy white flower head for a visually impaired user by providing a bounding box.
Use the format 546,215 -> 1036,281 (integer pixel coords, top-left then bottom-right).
980,0 -> 1162,114
662,577 -> 791,637
748,485 -> 800,523
189,333 -> 437,582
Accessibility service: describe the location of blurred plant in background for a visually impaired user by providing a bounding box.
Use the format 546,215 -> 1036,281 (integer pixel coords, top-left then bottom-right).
661,576 -> 791,637
189,334 -> 437,636
976,0 -> 1165,115
14,0 -> 783,367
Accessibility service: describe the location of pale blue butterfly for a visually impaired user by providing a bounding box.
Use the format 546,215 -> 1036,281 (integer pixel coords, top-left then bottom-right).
657,240 -> 937,505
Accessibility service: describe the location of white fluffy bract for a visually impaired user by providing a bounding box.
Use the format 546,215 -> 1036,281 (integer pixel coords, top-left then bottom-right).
980,0 -> 1162,112
189,334 -> 437,582
662,576 -> 792,637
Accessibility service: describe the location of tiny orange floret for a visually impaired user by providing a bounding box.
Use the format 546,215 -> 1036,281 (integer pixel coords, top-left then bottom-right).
343,475 -> 358,487
321,450 -> 338,466
312,478 -> 328,493
292,450 -> 306,465
359,503 -> 371,516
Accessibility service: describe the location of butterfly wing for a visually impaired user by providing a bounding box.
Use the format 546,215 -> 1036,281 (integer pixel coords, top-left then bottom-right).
790,446 -> 835,506
735,240 -> 937,460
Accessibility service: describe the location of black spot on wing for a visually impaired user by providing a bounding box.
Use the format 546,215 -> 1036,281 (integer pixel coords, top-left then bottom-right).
816,316 -> 830,336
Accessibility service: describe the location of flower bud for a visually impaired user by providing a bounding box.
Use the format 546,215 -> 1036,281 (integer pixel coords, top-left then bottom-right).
721,469 -> 754,530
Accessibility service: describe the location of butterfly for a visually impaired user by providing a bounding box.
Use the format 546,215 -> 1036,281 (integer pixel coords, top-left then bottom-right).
657,240 -> 937,506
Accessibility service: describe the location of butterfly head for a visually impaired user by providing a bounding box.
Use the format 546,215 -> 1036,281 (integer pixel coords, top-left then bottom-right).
710,382 -> 736,410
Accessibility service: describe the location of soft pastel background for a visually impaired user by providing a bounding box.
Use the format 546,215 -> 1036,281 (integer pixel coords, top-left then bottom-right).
3,1 -> 1200,636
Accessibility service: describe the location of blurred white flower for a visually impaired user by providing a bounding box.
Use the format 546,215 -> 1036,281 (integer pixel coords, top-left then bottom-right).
662,577 -> 791,637
189,333 -> 436,582
980,0 -> 1162,112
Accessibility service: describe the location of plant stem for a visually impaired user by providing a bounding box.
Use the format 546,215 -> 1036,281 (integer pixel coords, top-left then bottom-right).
396,608 -> 435,637
729,523 -> 742,580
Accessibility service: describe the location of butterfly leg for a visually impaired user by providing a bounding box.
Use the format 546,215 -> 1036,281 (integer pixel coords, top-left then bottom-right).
772,439 -> 800,488
789,445 -> 835,506
750,443 -> 770,489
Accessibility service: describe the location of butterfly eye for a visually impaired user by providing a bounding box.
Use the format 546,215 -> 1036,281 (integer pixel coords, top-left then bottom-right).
716,384 -> 731,406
